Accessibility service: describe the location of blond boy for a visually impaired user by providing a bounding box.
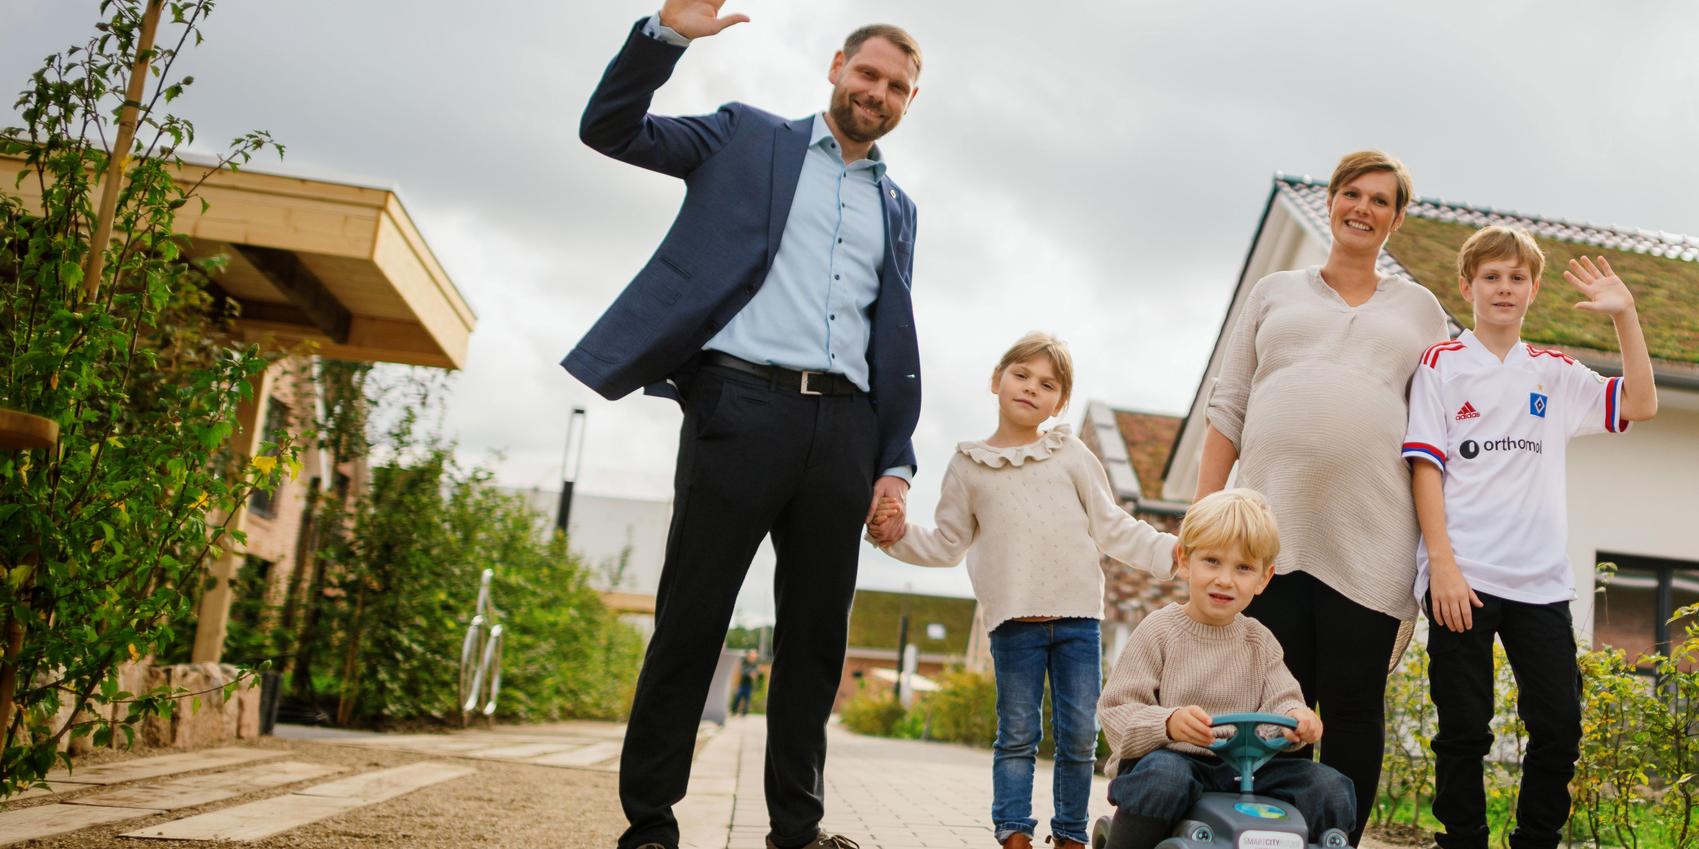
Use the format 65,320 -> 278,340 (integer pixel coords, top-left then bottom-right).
1401,226 -> 1658,849
1096,489 -> 1354,849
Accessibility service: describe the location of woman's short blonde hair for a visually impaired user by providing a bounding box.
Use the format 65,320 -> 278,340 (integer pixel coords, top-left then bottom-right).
992,332 -> 1074,412
1179,488 -> 1281,571
1457,224 -> 1546,282
1328,149 -> 1414,214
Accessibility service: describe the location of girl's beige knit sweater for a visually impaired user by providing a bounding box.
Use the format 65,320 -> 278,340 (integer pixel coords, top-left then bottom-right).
876,425 -> 1177,632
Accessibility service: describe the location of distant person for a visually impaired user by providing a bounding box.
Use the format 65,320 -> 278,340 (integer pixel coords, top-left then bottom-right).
869,333 -> 1178,849
1403,228 -> 1657,849
1194,150 -> 1449,843
1097,489 -> 1355,849
562,1 -> 924,847
730,649 -> 760,716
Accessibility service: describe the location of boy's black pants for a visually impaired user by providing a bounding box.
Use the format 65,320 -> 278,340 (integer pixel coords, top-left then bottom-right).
1427,591 -> 1581,849
617,363 -> 879,849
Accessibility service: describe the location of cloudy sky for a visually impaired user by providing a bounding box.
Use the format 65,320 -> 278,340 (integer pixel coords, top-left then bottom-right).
6,1 -> 1697,621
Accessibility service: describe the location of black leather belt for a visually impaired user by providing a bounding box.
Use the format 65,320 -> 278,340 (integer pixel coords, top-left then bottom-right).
701,351 -> 860,396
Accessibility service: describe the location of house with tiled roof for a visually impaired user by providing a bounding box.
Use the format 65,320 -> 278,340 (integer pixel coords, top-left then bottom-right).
1077,403 -> 1192,658
1133,174 -> 1699,664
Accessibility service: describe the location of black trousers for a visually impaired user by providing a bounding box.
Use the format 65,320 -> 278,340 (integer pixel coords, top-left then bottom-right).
1428,592 -> 1580,849
1244,569 -> 1400,846
617,364 -> 879,849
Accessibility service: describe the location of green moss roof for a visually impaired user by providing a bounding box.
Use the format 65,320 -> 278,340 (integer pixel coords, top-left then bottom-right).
1386,216 -> 1699,365
846,589 -> 976,654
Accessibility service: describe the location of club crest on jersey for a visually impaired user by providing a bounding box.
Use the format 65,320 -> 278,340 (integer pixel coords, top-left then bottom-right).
1529,392 -> 1548,418
1456,402 -> 1481,421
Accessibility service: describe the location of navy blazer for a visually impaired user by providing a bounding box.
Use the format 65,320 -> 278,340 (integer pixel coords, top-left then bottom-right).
562,19 -> 921,473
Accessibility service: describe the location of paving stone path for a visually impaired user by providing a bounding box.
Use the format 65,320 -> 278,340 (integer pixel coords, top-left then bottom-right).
0,718 -> 1401,848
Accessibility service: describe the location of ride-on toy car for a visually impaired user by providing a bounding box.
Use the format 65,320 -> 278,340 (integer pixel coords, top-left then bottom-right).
1091,713 -> 1353,849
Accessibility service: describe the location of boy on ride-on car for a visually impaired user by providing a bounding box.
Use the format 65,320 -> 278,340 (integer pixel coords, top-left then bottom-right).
1096,489 -> 1355,849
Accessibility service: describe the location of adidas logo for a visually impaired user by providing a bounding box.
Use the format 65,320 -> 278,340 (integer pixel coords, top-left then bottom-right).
1456,402 -> 1481,421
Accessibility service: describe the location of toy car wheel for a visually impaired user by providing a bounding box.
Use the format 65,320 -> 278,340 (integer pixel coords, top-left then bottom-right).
1316,828 -> 1352,848
1153,838 -> 1193,849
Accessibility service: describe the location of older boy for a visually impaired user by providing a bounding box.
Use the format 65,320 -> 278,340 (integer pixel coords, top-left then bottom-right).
1402,226 -> 1658,849
1098,489 -> 1356,849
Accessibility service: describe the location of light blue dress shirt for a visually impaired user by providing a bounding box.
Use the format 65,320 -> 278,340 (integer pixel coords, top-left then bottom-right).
704,114 -> 886,392
644,17 -> 911,481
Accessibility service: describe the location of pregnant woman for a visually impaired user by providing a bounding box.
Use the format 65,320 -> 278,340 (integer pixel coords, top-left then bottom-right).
1194,150 -> 1449,844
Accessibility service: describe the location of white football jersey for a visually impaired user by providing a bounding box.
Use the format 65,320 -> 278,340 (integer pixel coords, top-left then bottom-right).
1401,330 -> 1629,605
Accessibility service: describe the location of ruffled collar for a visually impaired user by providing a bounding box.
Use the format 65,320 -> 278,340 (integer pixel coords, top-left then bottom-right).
957,423 -> 1071,468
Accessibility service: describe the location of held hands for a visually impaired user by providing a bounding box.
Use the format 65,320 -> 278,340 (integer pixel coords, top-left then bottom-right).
1284,707 -> 1323,746
658,0 -> 749,39
1165,705 -> 1215,748
865,477 -> 909,547
1564,256 -> 1636,318
1428,560 -> 1484,633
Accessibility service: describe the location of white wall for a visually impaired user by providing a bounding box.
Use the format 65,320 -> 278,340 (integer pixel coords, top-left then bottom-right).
565,492 -> 673,595
1567,392 -> 1699,641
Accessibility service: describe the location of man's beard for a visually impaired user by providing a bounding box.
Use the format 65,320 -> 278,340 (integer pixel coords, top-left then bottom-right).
829,86 -> 899,144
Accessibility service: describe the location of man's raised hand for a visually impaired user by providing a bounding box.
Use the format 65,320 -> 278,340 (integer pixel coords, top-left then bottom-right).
1564,256 -> 1636,317
658,0 -> 749,40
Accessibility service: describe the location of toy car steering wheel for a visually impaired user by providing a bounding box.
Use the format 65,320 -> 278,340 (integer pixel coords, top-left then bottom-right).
1208,712 -> 1297,795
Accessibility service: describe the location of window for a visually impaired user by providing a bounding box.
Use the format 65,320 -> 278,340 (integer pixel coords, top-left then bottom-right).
247,399 -> 291,518
1594,552 -> 1699,672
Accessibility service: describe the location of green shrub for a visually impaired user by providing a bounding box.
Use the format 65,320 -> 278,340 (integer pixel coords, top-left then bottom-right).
840,685 -> 905,737
924,668 -> 998,747
263,371 -> 642,726
0,0 -> 287,794
1377,591 -> 1699,849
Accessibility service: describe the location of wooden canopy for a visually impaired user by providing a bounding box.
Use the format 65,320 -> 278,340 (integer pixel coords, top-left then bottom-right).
1,153 -> 475,369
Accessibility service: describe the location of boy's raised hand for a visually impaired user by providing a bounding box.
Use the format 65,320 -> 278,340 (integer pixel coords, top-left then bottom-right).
1165,705 -> 1214,747
1564,256 -> 1636,317
658,0 -> 750,39
1284,707 -> 1323,745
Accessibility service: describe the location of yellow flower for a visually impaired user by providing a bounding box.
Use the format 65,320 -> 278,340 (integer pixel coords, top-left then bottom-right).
251,455 -> 277,475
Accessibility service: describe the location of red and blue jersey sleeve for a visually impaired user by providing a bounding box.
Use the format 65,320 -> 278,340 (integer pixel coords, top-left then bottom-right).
1561,360 -> 1629,438
1402,350 -> 1450,471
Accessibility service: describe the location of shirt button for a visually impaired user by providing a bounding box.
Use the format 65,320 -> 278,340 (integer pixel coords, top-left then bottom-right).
837,238 -> 843,244
830,314 -> 837,321
830,353 -> 836,359
834,274 -> 840,280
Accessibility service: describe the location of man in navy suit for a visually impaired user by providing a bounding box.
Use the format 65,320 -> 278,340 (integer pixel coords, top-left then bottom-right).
563,3 -> 923,848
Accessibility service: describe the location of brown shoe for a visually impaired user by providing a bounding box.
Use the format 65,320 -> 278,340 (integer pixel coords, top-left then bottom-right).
765,835 -> 862,849
1046,838 -> 1086,849
1002,834 -> 1034,849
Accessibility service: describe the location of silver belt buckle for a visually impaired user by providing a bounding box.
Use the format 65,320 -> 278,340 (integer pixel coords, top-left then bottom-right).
799,371 -> 823,396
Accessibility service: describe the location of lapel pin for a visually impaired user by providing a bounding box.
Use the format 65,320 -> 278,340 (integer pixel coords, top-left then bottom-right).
888,188 -> 896,199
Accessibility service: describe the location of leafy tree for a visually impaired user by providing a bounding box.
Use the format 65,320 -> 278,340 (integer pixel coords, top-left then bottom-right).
0,0 -> 287,794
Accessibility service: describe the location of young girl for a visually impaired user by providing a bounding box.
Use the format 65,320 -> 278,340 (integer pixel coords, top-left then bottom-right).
868,332 -> 1179,849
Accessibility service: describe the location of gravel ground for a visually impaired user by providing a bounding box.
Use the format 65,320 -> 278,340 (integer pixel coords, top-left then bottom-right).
16,736 -> 625,849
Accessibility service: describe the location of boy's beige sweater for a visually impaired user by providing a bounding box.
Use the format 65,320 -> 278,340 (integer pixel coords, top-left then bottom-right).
876,425 -> 1177,632
1098,603 -> 1308,759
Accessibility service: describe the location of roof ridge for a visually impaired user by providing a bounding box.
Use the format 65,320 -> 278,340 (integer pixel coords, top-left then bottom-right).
1273,173 -> 1699,261
1106,406 -> 1185,421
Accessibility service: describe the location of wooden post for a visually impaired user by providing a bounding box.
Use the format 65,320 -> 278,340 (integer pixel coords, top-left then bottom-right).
190,366 -> 272,663
83,0 -> 164,303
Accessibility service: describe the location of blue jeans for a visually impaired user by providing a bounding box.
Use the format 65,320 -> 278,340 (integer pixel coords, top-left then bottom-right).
1109,749 -> 1356,842
989,617 -> 1101,845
